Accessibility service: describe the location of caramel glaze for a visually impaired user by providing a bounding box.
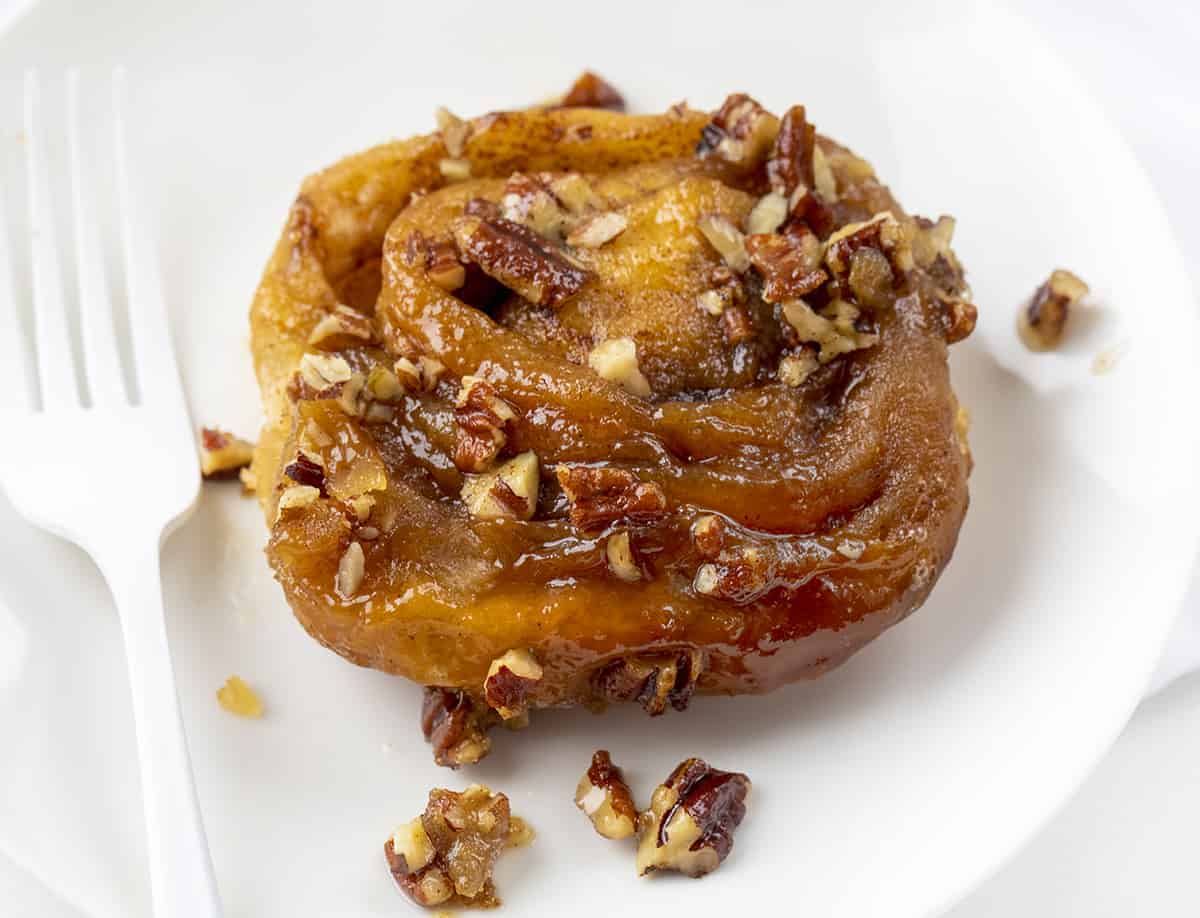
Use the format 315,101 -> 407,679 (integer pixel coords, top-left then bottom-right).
248,102 -> 972,709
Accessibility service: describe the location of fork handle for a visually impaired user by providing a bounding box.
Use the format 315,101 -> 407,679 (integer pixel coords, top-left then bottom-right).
103,543 -> 224,918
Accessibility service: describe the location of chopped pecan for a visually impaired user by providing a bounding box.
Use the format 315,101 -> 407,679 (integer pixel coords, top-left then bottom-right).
307,303 -> 374,347
697,213 -> 750,273
592,649 -> 704,716
1018,268 -> 1088,352
695,93 -> 779,167
721,304 -> 755,345
824,211 -> 914,293
549,173 -> 602,215
394,355 -> 446,392
461,451 -> 541,521
435,106 -> 471,158
560,71 -> 626,111
692,514 -> 726,559
501,173 -> 568,240
335,542 -> 365,599
421,687 -> 499,768
555,465 -> 667,533
484,648 -> 543,719
386,783 -> 527,908
745,191 -> 788,236
745,229 -> 826,303
636,758 -> 752,878
777,349 -> 820,387
781,298 -> 877,363
199,427 -> 255,480
587,337 -> 651,397
566,211 -> 627,248
575,750 -> 638,840
812,144 -> 838,202
215,675 -> 264,719
426,239 -> 465,291
274,484 -> 320,521
766,104 -> 815,196
297,352 -> 353,393
940,297 -> 978,344
694,544 -> 778,604
284,451 -> 326,492
453,215 -> 589,308
453,376 -> 518,473
438,157 -> 471,182
605,530 -> 646,582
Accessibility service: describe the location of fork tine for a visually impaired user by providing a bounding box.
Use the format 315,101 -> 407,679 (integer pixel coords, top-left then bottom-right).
24,70 -> 80,412
0,157 -> 33,416
112,69 -> 182,411
67,69 -> 127,407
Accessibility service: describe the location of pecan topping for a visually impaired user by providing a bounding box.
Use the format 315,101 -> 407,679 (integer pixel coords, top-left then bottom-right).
777,350 -> 820,387
691,514 -> 726,559
940,297 -> 978,344
781,299 -> 877,363
560,71 -> 626,111
274,484 -> 319,521
695,93 -> 779,167
335,541 -> 365,599
307,303 -> 374,347
693,543 -> 789,605
386,783 -> 528,908
461,451 -> 540,522
420,687 -> 499,768
198,427 -> 255,480
453,376 -> 518,473
605,530 -> 646,582
297,352 -> 352,393
453,215 -> 589,308
587,337 -> 651,397
438,157 -> 471,182
636,757 -> 752,878
575,750 -> 638,840
426,239 -> 466,291
592,649 -> 704,716
284,451 -> 326,492
745,227 -> 826,303
394,355 -> 446,392
745,191 -> 788,236
697,213 -> 750,273
566,210 -> 627,248
824,211 -> 914,293
766,104 -> 815,196
555,465 -> 667,533
720,304 -> 755,345
483,648 -> 544,719
1017,268 -> 1088,352
435,106 -> 471,158
501,172 -> 568,240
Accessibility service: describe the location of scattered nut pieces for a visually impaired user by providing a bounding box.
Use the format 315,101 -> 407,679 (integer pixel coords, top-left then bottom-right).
836,538 -> 865,560
559,71 -> 626,111
216,675 -> 264,719
636,757 -> 751,878
566,210 -> 628,248
549,173 -> 602,215
307,303 -> 374,347
1017,268 -> 1089,352
575,750 -> 638,840
284,451 -> 326,491
394,355 -> 446,392
435,106 -> 471,158
438,157 -> 472,182
199,428 -> 255,480
781,298 -> 878,363
275,484 -> 320,521
385,784 -> 529,909
812,144 -> 838,202
823,211 -> 913,292
298,352 -> 353,391
335,541 -> 365,599
720,304 -> 755,345
766,105 -> 816,197
745,191 -> 789,236
426,239 -> 466,292
484,648 -> 544,719
421,688 -> 499,768
453,214 -> 590,308
697,213 -> 750,273
502,173 -> 568,241
696,288 -> 731,316
778,350 -> 819,387
745,228 -> 826,303
605,530 -> 645,582
692,514 -> 726,558
587,337 -> 652,397
461,451 -> 541,521
454,375 -> 518,473
592,649 -> 704,716
695,93 -> 779,168
556,465 -> 667,534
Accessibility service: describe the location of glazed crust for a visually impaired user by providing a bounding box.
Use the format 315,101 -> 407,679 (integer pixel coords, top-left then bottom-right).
248,93 -> 973,712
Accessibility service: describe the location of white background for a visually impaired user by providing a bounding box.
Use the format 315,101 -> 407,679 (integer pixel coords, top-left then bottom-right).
0,1 -> 1197,915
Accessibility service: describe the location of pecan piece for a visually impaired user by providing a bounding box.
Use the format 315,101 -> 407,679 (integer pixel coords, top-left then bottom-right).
780,298 -> 878,363
560,71 -> 626,111
605,530 -> 646,582
386,783 -> 528,908
575,750 -> 638,840
697,213 -> 749,273
823,211 -> 914,293
461,452 -> 540,521
587,337 -> 651,397
941,297 -> 978,344
420,687 -> 499,768
453,214 -> 589,308
501,172 -> 568,240
636,758 -> 752,878
198,427 -> 255,480
307,303 -> 374,347
720,304 -> 755,345
453,376 -> 518,473
592,649 -> 704,716
1017,268 -> 1088,352
695,93 -> 779,167
484,648 -> 544,719
555,465 -> 667,534
745,228 -> 826,303
283,451 -> 326,492
766,104 -> 816,196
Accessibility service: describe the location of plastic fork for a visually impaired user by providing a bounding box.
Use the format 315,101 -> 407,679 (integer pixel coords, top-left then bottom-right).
0,70 -> 223,918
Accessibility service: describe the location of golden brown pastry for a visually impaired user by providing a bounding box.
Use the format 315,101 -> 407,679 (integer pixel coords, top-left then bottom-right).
248,76 -> 975,762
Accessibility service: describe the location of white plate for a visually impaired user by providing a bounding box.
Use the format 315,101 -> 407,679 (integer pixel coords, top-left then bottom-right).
0,1 -> 1197,916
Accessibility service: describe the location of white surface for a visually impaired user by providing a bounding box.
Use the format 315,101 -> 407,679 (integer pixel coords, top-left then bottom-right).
0,1 -> 1198,917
